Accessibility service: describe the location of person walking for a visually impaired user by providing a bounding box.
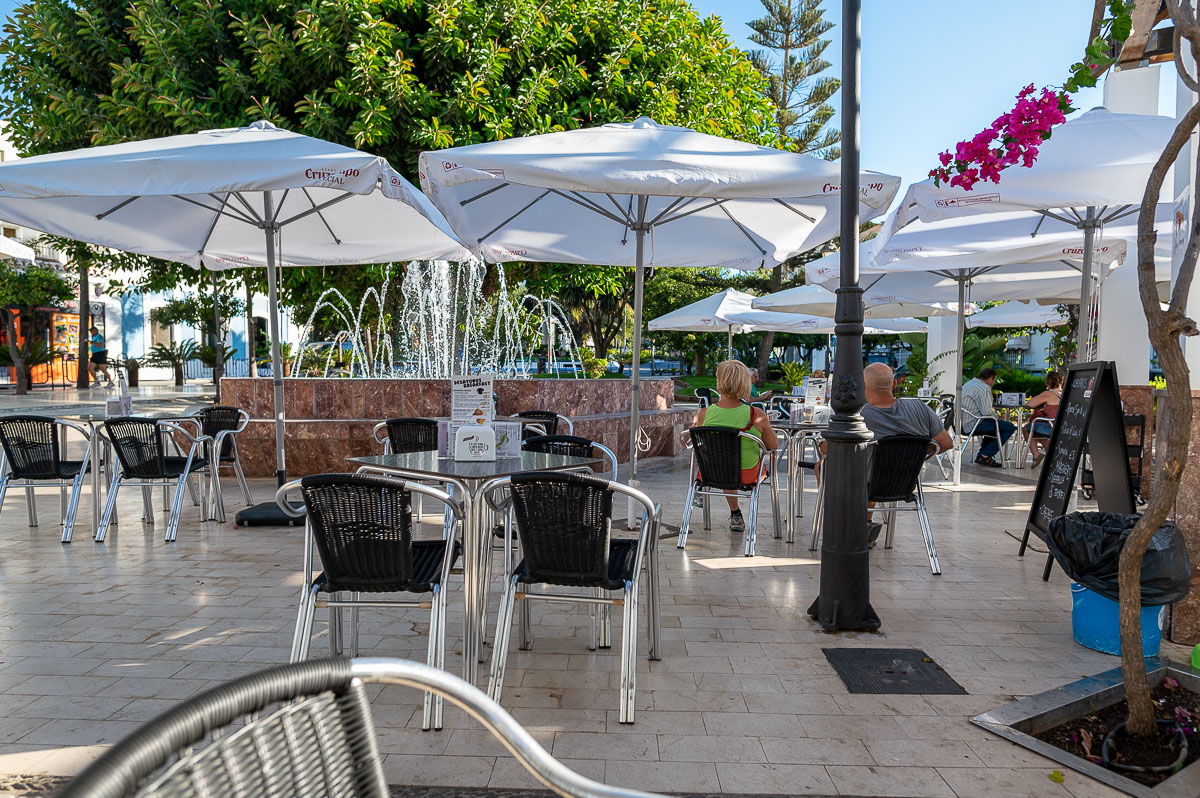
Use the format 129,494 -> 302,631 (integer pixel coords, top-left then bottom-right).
87,325 -> 113,388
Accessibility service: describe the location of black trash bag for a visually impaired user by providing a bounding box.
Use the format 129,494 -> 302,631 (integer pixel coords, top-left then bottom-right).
1046,511 -> 1191,606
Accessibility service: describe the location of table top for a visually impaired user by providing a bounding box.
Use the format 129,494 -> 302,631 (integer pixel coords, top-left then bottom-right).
347,451 -> 603,483
57,412 -> 204,424
771,420 -> 828,432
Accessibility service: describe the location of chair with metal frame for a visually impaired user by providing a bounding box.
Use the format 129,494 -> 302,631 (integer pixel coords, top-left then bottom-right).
515,410 -> 573,441
276,472 -> 463,730
676,427 -> 780,557
96,417 -> 212,543
192,405 -> 253,520
958,414 -> 1009,468
481,472 -> 660,725
808,434 -> 941,575
521,434 -> 618,481
693,387 -> 716,407
0,415 -> 93,543
56,657 -> 668,798
372,416 -> 440,455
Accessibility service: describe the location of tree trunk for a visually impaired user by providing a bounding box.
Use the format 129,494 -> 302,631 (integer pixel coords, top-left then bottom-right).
2,310 -> 26,395
755,263 -> 785,383
1118,83 -> 1200,737
174,362 -> 184,387
76,257 -> 88,389
694,347 -> 707,377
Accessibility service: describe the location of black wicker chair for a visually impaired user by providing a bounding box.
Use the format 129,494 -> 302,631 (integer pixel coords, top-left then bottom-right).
372,417 -> 439,454
522,434 -> 617,480
809,435 -> 941,574
693,387 -> 716,407
676,426 -> 780,557
276,473 -> 463,730
57,657 -> 669,798
0,415 -> 93,543
481,472 -> 659,724
193,405 -> 253,519
97,417 -> 211,543
515,410 -> 572,441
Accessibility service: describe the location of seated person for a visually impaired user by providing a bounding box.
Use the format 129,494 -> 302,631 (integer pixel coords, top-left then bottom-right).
693,360 -> 779,534
860,363 -> 953,546
749,367 -> 775,403
1025,371 -> 1063,467
961,367 -> 1015,467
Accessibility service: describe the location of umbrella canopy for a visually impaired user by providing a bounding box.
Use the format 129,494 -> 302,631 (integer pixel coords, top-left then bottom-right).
0,121 -> 469,496
751,282 -> 961,318
966,302 -> 1069,328
647,288 -> 756,335
721,308 -> 926,334
894,108 -> 1177,226
0,236 -> 34,261
420,116 -> 900,491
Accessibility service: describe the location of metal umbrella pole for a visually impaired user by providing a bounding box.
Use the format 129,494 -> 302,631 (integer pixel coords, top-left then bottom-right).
808,0 -> 880,632
627,196 -> 649,527
953,273 -> 966,485
1077,205 -> 1097,358
727,326 -> 734,359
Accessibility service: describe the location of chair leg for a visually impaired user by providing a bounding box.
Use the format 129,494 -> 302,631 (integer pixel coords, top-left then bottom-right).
141,485 -> 154,523
422,584 -> 443,731
677,482 -> 696,549
59,486 -> 67,526
599,589 -> 612,649
185,473 -> 200,507
329,598 -> 344,656
62,472 -> 85,543
808,478 -> 825,552
0,474 -> 9,523
24,486 -> 37,527
702,492 -> 711,530
519,584 -> 533,651
743,486 -> 758,557
95,473 -> 122,542
230,441 -> 254,505
290,582 -> 320,662
350,592 -> 361,658
882,503 -> 897,549
770,471 -> 782,542
165,474 -> 189,542
487,575 -> 520,702
618,581 -> 638,724
916,484 -> 942,575
433,579 -> 449,728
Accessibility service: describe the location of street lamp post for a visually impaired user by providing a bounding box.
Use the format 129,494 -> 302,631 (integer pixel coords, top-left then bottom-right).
808,0 -> 880,632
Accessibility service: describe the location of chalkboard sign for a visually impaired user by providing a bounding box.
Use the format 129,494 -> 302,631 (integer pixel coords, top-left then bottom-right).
1021,361 -> 1136,578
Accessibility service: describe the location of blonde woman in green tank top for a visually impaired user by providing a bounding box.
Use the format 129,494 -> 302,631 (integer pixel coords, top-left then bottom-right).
694,360 -> 779,533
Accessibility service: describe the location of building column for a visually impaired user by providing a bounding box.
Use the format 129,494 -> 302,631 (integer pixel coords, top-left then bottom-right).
925,315 -> 957,395
1098,66 -> 1160,383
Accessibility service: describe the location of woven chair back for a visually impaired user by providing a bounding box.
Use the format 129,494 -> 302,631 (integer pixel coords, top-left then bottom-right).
688,426 -> 748,490
0,416 -> 63,480
522,434 -> 595,460
105,418 -> 168,479
694,387 -> 717,404
195,405 -> 241,458
867,435 -> 932,503
508,471 -> 613,586
56,659 -> 388,798
516,410 -> 560,440
383,418 -> 439,454
300,473 -> 418,593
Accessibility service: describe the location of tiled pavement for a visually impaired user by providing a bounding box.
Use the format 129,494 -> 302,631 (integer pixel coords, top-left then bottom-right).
0,449 -> 1182,797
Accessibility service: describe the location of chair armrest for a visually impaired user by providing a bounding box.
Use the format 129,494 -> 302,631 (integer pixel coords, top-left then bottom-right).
274,478 -> 307,518
371,421 -> 389,445
157,421 -> 213,447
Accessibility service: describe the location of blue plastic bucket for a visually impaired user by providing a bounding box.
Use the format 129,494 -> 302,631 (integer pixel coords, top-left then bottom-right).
1071,582 -> 1164,657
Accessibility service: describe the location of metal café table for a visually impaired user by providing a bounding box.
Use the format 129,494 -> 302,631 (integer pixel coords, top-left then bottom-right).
770,418 -> 828,543
992,405 -> 1030,468
347,450 -> 662,683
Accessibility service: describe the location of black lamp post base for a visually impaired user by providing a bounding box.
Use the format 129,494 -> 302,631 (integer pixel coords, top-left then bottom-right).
808,592 -> 881,632
234,501 -> 304,527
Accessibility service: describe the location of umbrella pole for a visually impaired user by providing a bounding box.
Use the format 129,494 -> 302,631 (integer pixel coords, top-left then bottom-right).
954,275 -> 965,485
727,326 -> 733,359
264,192 -> 287,487
212,270 -> 223,403
627,196 -> 649,529
1078,206 -> 1097,359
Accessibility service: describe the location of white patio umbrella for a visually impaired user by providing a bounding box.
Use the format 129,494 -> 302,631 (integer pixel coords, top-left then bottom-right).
892,107 -> 1175,354
647,288 -> 755,357
966,301 -> 1069,328
751,282 -> 961,318
0,121 -> 469,512
0,236 -> 34,262
419,116 -> 900,494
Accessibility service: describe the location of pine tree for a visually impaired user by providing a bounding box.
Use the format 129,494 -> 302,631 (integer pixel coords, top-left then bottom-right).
746,0 -> 840,383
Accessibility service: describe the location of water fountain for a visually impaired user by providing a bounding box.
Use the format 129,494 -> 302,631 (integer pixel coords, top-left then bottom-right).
222,261 -> 693,475
289,260 -> 585,379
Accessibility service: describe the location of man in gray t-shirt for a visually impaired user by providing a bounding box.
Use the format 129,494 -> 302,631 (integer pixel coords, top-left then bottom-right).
861,363 -> 953,452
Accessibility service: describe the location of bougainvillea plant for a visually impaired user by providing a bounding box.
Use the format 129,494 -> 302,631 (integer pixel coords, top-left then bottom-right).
928,0 -> 1134,189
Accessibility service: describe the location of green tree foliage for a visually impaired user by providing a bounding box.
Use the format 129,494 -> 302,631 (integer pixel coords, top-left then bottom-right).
747,0 -> 840,158
0,0 -> 778,331
0,263 -> 74,394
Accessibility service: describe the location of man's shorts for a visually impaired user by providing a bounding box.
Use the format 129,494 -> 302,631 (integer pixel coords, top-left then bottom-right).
90,351 -> 107,365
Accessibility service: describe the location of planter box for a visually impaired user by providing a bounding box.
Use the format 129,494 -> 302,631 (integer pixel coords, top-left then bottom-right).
972,658 -> 1200,797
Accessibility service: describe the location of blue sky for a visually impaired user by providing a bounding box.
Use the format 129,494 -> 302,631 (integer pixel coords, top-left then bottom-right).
692,0 -> 1110,190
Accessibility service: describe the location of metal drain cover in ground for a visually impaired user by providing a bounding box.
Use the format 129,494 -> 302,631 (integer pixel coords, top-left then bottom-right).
823,647 -> 966,695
